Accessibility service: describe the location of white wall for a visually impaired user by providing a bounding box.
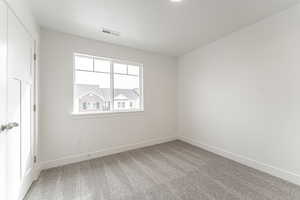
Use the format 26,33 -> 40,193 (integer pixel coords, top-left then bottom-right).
39,29 -> 177,166
178,4 -> 300,185
4,0 -> 39,38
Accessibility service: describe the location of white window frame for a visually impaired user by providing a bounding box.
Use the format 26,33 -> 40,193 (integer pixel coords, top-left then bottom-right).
72,53 -> 144,116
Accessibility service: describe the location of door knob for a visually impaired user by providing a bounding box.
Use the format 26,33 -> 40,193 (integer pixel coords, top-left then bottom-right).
1,122 -> 19,132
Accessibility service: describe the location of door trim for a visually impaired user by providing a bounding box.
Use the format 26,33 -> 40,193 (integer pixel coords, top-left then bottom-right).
19,40 -> 38,200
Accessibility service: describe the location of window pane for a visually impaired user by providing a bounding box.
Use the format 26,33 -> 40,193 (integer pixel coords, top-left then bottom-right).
75,70 -> 110,87
75,55 -> 93,71
128,65 -> 139,76
114,73 -> 140,110
74,70 -> 111,113
114,74 -> 139,89
114,63 -> 127,74
94,59 -> 110,73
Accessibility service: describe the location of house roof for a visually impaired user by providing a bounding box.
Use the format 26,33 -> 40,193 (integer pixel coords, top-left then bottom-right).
75,84 -> 140,101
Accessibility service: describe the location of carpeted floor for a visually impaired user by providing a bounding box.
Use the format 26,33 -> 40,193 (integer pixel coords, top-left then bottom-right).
25,140 -> 300,200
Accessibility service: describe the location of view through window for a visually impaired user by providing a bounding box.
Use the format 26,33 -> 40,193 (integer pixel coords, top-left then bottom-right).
73,53 -> 143,114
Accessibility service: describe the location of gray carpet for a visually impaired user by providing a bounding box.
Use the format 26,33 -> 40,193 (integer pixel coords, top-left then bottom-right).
25,141 -> 300,200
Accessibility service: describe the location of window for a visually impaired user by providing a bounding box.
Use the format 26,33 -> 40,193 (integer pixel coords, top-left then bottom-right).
96,102 -> 100,109
73,53 -> 143,114
83,102 -> 87,110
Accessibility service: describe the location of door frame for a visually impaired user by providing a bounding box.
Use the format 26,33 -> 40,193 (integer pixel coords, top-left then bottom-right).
33,39 -> 39,178
18,39 -> 38,200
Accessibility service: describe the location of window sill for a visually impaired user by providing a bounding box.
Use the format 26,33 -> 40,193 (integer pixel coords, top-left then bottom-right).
70,109 -> 144,119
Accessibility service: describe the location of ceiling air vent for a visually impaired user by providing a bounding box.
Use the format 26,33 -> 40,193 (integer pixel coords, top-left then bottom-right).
101,28 -> 120,36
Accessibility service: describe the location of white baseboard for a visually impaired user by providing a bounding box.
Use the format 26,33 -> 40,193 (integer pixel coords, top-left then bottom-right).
38,136 -> 177,170
33,166 -> 41,181
179,136 -> 300,186
19,166 -> 41,200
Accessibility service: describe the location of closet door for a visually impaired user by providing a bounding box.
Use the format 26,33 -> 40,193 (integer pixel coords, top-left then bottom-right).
6,78 -> 21,200
0,1 -> 7,200
6,8 -> 35,200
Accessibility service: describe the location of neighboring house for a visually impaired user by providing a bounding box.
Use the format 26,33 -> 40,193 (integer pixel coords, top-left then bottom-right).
78,92 -> 110,112
114,91 -> 140,110
75,84 -> 140,112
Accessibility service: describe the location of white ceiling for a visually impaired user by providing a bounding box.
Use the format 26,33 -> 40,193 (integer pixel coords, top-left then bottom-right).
29,0 -> 300,56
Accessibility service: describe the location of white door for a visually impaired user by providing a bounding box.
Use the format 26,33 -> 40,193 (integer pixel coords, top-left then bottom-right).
6,78 -> 22,200
0,1 -> 8,200
1,6 -> 35,200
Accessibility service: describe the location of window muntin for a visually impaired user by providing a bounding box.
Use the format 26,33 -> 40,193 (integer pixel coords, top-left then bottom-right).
94,59 -> 110,73
75,55 -> 93,71
128,65 -> 139,76
75,70 -> 110,87
73,53 -> 143,114
114,63 -> 127,74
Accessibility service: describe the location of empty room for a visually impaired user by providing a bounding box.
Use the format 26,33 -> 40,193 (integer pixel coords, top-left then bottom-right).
1,0 -> 300,199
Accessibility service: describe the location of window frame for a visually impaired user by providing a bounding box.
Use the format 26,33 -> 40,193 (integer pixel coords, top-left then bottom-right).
72,53 -> 144,116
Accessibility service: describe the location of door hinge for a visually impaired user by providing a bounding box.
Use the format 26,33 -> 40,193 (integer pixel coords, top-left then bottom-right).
34,156 -> 37,163
33,104 -> 37,112
33,53 -> 37,61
